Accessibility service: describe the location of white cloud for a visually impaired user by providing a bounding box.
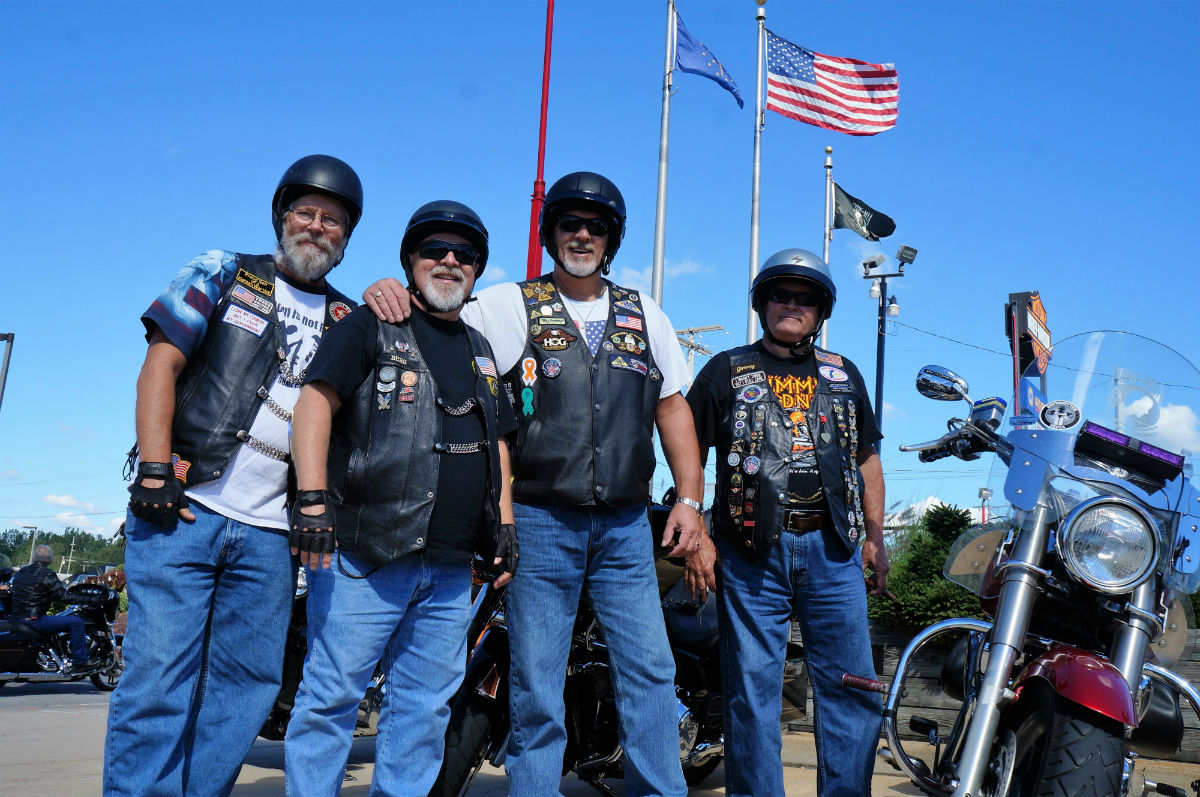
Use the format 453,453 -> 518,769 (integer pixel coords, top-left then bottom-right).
612,259 -> 713,296
43,494 -> 99,513
883,401 -> 908,420
55,512 -> 98,531
0,470 -> 18,480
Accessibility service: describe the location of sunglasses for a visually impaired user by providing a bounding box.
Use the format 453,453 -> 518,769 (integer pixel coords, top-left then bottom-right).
417,240 -> 480,266
556,215 -> 611,237
766,287 -> 822,307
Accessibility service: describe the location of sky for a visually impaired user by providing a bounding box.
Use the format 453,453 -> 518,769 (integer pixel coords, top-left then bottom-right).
2,0 -> 1198,538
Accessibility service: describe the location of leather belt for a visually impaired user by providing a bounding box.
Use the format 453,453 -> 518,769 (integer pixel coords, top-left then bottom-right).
783,510 -> 826,535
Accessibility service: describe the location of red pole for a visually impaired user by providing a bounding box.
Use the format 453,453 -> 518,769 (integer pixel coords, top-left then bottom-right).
526,0 -> 555,280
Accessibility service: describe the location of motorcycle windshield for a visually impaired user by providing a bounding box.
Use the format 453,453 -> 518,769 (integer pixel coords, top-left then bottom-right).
946,330 -> 1200,598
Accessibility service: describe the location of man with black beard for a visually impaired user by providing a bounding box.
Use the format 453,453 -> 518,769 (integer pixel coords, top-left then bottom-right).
284,200 -> 518,796
104,155 -> 362,797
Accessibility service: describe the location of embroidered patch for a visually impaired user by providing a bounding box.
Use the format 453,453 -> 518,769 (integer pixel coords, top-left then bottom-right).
613,299 -> 642,315
609,332 -> 647,356
329,301 -> 352,321
738,384 -> 766,403
533,328 -> 576,352
540,316 -> 568,326
818,365 -> 849,383
614,314 -> 643,332
814,351 -> 844,367
222,304 -> 269,337
522,283 -> 554,304
231,284 -> 273,315
475,357 -> 497,377
731,370 -> 767,389
609,355 -> 648,375
235,268 -> 274,297
829,383 -> 853,394
486,376 -> 498,397
170,453 -> 191,482
542,357 -> 562,378
520,357 -> 538,387
734,362 -> 759,375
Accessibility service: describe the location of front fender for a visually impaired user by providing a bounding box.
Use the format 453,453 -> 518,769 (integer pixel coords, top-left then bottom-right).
1019,645 -> 1136,725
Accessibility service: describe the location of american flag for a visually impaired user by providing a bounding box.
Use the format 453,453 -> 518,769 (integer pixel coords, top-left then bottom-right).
765,30 -> 897,136
614,314 -> 643,332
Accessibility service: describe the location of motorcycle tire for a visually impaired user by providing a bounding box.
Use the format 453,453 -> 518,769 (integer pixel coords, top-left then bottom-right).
429,691 -> 501,797
1005,679 -> 1124,797
683,756 -> 721,786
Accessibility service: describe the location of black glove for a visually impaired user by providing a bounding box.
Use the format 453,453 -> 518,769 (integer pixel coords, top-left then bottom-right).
128,461 -> 189,530
492,522 -> 519,577
289,490 -> 335,557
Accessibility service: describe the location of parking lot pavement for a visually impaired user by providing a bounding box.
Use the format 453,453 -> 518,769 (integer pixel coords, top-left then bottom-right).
2,682 -> 1197,796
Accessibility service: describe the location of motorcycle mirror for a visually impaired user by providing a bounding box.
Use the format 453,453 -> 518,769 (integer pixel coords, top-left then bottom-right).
916,365 -> 971,403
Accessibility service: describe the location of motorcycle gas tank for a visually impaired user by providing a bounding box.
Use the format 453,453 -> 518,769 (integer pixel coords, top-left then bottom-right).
1019,645 -> 1136,725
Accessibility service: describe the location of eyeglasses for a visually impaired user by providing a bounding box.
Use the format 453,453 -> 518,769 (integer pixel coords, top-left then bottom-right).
417,240 -> 480,267
556,215 -> 611,237
288,206 -> 347,231
766,287 -> 822,307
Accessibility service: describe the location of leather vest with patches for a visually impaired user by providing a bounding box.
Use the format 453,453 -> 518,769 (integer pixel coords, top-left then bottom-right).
713,345 -> 867,554
328,319 -> 504,568
502,278 -> 661,508
171,254 -> 355,487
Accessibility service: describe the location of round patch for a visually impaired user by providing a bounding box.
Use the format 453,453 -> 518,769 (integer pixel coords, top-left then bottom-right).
738,384 -> 766,404
602,341 -> 615,352
1040,400 -> 1081,430
735,410 -> 747,421
378,366 -> 397,383
818,365 -> 849,382
743,455 -> 762,475
329,301 -> 352,321
726,452 -> 741,467
542,357 -> 562,378
400,370 -> 418,387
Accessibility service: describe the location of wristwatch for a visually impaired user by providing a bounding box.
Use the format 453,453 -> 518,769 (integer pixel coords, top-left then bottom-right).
674,496 -> 703,516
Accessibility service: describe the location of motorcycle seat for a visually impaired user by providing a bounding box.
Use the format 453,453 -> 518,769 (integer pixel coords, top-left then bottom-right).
0,618 -> 44,639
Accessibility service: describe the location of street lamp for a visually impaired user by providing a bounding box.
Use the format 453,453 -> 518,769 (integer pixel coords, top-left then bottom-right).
21,524 -> 38,565
862,246 -> 918,433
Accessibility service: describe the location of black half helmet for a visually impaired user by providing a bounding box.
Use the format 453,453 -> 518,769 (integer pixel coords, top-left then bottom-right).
272,154 -> 364,241
400,200 -> 490,281
539,171 -> 627,268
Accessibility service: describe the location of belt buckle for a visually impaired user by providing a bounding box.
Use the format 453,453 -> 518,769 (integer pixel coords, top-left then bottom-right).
785,510 -> 820,535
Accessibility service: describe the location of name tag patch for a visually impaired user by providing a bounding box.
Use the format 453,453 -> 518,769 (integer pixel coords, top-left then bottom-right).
609,355 -> 649,375
222,304 -> 269,337
235,268 -> 274,297
231,284 -> 274,315
731,370 -> 766,389
818,365 -> 849,383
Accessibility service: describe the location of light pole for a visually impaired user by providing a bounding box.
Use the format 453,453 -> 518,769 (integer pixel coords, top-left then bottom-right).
21,524 -> 38,564
0,332 -> 13,416
862,246 -> 917,434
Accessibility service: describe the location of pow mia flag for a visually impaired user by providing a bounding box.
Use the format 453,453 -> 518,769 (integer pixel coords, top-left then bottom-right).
833,183 -> 895,241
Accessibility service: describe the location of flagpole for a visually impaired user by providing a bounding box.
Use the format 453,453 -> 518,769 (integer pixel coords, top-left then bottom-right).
526,0 -> 555,280
820,145 -> 833,349
650,0 -> 676,305
747,0 -> 767,344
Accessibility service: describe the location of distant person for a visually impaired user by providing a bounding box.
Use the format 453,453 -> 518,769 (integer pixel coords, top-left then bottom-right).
364,172 -> 707,796
686,248 -> 888,797
284,200 -> 518,796
9,545 -> 94,671
104,155 -> 363,797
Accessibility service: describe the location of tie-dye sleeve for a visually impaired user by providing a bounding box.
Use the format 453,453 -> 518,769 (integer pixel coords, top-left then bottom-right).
140,250 -> 240,359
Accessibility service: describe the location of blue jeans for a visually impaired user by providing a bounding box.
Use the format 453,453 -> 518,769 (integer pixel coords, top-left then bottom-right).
285,549 -> 472,797
506,502 -> 686,797
716,527 -> 882,797
103,502 -> 292,797
26,613 -> 88,663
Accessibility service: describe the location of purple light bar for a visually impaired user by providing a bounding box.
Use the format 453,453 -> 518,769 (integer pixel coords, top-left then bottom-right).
1082,421 -> 1129,446
1139,441 -> 1185,467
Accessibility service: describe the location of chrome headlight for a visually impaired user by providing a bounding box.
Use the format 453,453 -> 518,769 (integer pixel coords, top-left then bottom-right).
1056,497 -> 1158,593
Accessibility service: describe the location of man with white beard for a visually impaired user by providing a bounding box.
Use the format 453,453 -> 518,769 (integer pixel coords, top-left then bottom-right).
283,200 -> 518,797
104,155 -> 363,797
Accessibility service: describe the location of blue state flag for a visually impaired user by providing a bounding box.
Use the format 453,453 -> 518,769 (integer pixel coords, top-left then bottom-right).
674,11 -> 743,109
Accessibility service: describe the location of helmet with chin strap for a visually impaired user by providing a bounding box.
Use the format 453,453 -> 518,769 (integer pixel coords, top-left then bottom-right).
751,248 -> 837,352
539,171 -> 626,274
272,154 -> 363,242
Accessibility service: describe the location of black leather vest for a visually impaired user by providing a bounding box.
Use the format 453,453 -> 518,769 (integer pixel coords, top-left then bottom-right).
328,318 -> 504,568
713,345 -> 867,554
502,278 -> 661,508
171,254 -> 355,486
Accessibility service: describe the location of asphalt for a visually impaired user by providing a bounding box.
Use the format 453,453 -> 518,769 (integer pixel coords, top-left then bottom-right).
2,684 -> 1198,796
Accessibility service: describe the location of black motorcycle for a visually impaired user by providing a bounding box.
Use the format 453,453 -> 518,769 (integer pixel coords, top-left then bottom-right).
0,555 -> 124,691
430,504 -> 729,797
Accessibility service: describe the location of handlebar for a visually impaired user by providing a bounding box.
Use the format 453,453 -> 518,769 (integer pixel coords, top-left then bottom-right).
901,419 -> 1003,463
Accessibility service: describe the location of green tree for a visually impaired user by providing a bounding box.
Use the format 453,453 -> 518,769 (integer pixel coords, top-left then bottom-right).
869,504 -> 983,633
0,527 -> 124,573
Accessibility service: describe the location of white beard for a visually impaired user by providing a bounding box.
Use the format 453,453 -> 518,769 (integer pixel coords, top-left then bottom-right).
277,229 -> 342,282
421,266 -> 470,312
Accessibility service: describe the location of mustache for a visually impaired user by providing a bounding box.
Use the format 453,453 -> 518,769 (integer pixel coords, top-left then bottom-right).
430,265 -> 465,280
291,230 -> 335,254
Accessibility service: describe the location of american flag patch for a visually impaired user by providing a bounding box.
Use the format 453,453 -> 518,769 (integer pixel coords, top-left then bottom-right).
614,314 -> 643,332
475,357 -> 497,377
170,453 -> 191,482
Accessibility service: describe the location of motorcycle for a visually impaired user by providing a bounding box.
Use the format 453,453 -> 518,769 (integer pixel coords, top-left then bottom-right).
865,331 -> 1200,797
429,503 -> 734,797
0,554 -> 125,691
259,564 -> 384,741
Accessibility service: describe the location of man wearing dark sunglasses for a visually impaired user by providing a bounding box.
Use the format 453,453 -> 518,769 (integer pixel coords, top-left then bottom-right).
686,248 -> 889,797
105,155 -> 362,797
362,172 -> 706,796
284,199 -> 518,796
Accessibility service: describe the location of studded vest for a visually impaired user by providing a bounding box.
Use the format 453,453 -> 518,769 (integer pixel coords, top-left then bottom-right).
713,345 -> 867,554
327,318 -> 504,568
171,254 -> 355,486
502,278 -> 662,508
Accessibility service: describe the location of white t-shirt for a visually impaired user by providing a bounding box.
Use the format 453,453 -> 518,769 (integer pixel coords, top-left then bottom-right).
187,278 -> 327,529
460,280 -> 689,398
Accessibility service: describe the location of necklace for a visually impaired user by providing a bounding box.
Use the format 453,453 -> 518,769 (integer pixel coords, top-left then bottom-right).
559,287 -> 606,327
